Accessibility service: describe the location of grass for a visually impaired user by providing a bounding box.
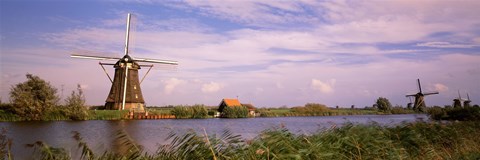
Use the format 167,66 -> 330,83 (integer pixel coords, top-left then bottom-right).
146,107 -> 173,115
87,110 -> 129,120
9,121 -> 480,160
257,107 -> 389,117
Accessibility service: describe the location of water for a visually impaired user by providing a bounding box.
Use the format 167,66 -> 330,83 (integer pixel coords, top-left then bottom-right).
0,114 -> 427,159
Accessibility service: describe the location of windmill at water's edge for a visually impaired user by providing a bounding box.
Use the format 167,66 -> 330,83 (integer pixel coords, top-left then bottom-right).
405,79 -> 439,111
71,13 -> 178,111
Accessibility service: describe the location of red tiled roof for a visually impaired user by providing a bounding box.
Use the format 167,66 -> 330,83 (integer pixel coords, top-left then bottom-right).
223,99 -> 241,107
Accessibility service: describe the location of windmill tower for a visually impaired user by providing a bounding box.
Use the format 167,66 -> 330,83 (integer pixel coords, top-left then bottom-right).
71,13 -> 178,111
405,79 -> 439,111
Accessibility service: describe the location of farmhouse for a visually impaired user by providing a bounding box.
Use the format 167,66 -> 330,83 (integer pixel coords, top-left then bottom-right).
218,98 -> 256,117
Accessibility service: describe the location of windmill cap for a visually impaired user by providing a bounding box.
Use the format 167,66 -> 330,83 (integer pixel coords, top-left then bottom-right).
121,54 -> 133,62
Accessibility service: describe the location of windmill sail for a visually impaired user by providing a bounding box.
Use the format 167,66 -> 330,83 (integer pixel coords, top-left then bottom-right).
71,54 -> 120,61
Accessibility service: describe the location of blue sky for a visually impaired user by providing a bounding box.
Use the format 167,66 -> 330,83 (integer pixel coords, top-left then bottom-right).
1,0 -> 480,108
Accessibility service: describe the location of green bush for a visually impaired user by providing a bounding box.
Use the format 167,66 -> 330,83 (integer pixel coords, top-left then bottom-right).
9,74 -> 59,120
376,97 -> 392,112
428,106 -> 480,121
64,84 -> 88,120
222,106 -> 248,118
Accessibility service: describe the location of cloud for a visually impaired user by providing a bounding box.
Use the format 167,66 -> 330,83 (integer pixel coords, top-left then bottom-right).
3,1 -> 480,107
79,84 -> 89,90
201,82 -> 223,93
417,42 -> 479,48
163,78 -> 185,94
311,79 -> 336,94
177,1 -> 317,27
433,83 -> 449,92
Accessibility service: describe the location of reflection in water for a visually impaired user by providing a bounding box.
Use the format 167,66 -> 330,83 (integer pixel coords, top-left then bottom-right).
0,114 -> 427,159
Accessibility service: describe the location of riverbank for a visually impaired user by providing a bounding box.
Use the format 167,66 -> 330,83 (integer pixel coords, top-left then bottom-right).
0,109 -> 413,122
2,119 -> 479,159
0,107 -> 417,121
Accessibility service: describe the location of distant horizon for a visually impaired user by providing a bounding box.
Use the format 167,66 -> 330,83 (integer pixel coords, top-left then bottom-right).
1,1 -> 479,108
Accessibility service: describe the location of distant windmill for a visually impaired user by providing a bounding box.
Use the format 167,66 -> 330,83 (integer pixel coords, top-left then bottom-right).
405,79 -> 439,111
71,13 -> 178,111
463,93 -> 472,107
453,90 -> 464,108
452,91 -> 472,108
407,96 -> 413,109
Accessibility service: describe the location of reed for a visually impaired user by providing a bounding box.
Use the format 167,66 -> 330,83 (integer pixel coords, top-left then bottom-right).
170,105 -> 209,119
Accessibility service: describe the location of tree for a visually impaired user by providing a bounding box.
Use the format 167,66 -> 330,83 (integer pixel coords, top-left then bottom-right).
9,74 -> 59,120
376,97 -> 392,112
65,84 -> 88,120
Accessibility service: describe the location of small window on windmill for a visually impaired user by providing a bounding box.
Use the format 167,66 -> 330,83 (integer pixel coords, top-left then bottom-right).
134,85 -> 137,90
135,94 -> 138,99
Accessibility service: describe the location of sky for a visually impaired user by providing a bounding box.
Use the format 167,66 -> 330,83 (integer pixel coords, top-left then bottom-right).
1,0 -> 479,108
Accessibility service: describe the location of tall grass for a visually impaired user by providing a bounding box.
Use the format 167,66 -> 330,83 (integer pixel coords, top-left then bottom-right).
171,105 -> 209,119
14,121 -> 480,159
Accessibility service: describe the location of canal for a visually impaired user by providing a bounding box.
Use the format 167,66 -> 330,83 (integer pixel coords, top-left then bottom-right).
0,114 -> 427,159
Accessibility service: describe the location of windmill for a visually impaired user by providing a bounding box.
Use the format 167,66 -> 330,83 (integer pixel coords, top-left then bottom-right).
453,90 -> 464,108
406,96 -> 413,109
405,79 -> 439,111
464,93 -> 472,107
71,13 -> 178,111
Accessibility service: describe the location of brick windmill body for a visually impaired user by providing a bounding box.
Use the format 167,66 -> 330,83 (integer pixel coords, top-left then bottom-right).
71,13 -> 178,111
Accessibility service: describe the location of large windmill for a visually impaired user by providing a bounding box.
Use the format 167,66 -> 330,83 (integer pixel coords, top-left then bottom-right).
71,13 -> 178,111
405,79 -> 439,111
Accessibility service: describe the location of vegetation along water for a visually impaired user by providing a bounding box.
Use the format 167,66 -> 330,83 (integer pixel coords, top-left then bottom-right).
1,74 -> 480,159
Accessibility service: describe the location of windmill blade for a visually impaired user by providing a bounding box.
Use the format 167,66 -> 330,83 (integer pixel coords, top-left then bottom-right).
423,91 -> 439,95
71,54 -> 120,61
406,93 -> 417,97
124,13 -> 131,56
417,79 -> 422,93
133,57 -> 178,65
